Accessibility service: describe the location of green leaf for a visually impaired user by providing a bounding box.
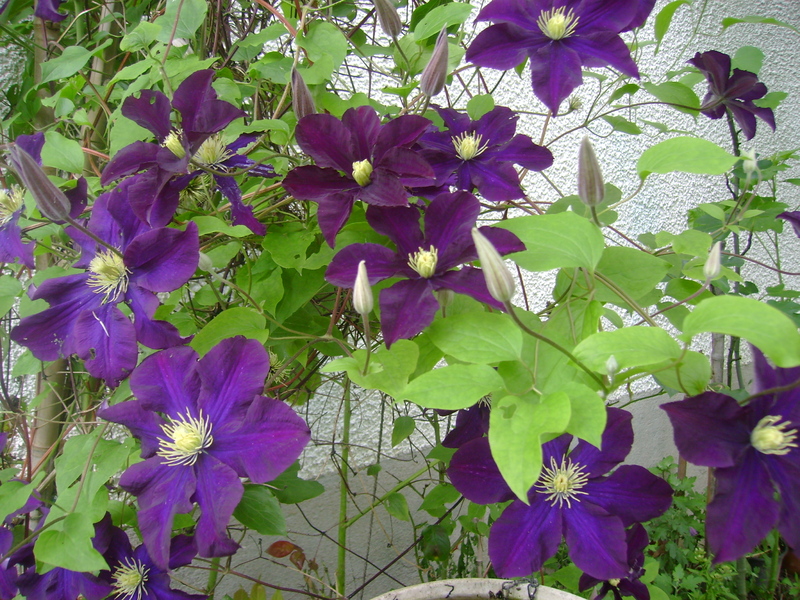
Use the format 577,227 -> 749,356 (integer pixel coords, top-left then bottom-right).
733,46 -> 764,74
0,276 -> 22,318
467,95 -> 495,120
297,21 -> 348,74
497,212 -> 605,272
194,216 -> 253,238
682,296 -> 800,367
609,83 -> 640,103
602,115 -> 641,135
427,312 -> 522,363
234,485 -> 286,535
655,1 -> 690,43
262,223 -> 315,271
268,463 -> 324,504
754,91 -> 787,109
653,350 -> 711,395
0,474 -> 43,523
637,137 -> 737,180
561,383 -> 606,448
489,392 -> 571,501
413,3 -> 473,41
384,493 -> 411,521
419,482 -> 460,517
642,82 -> 699,115
574,327 -> 682,372
593,247 -> 670,304
401,364 -> 503,410
39,41 -> 111,85
190,308 -> 268,355
42,131 -> 85,174
322,340 -> 418,398
721,16 -> 800,35
120,21 -> 161,52
156,0 -> 208,42
391,415 -> 416,447
671,229 -> 712,257
34,513 -> 108,572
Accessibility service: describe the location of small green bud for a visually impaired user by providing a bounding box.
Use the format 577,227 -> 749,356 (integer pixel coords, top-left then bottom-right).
577,136 -> 604,208
703,241 -> 722,281
741,149 -> 758,178
197,252 -> 215,272
420,28 -> 449,97
353,260 -> 374,316
7,145 -> 71,222
471,228 -> 515,303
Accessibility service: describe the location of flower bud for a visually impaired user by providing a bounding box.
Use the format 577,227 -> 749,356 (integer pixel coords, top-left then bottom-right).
420,28 -> 449,98
372,0 -> 402,39
197,252 -> 215,272
291,68 -> 316,120
605,355 -> 618,378
7,145 -> 71,222
436,288 -> 453,309
703,241 -> 722,281
741,149 -> 758,178
471,228 -> 515,303
577,136 -> 604,207
353,260 -> 374,316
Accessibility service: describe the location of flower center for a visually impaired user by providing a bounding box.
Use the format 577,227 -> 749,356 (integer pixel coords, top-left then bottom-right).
112,557 -> 149,600
193,133 -> 233,167
452,132 -> 489,161
537,7 -> 579,40
352,159 -> 373,186
162,129 -> 186,158
87,250 -> 130,304
157,410 -> 214,466
608,579 -> 621,587
0,186 -> 24,225
751,415 -> 798,455
536,456 -> 590,508
408,245 -> 438,278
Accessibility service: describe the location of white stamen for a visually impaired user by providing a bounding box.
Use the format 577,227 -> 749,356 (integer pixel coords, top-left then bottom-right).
452,132 -> 489,161
537,7 -> 579,40
87,250 -> 130,304
112,557 -> 149,600
407,245 -> 438,278
157,409 -> 215,466
193,133 -> 233,167
535,455 -> 590,508
751,415 -> 798,455
0,186 -> 24,225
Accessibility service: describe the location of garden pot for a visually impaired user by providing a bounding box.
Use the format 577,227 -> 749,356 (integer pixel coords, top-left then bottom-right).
368,578 -> 582,600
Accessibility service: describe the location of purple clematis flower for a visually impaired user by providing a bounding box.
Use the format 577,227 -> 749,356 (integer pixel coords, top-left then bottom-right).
579,523 -> 650,600
101,70 -> 248,228
34,0 -> 67,21
0,527 -> 18,600
661,347 -> 800,563
689,51 -> 775,141
105,530 -> 206,600
441,401 -> 491,449
778,211 -> 800,238
325,191 -> 524,347
99,338 -> 311,570
282,105 -> 435,246
447,408 -> 672,580
418,106 -> 553,202
11,176 -> 198,386
466,0 -> 650,114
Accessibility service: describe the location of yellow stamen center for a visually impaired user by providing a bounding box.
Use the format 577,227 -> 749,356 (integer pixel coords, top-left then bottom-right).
751,415 -> 798,455
608,579 -> 621,587
452,132 -> 489,161
352,159 -> 374,186
193,133 -> 233,167
162,129 -> 186,158
536,456 -> 590,508
408,245 -> 438,278
537,7 -> 579,40
157,410 -> 214,466
0,186 -> 24,225
112,558 -> 149,600
87,250 -> 130,304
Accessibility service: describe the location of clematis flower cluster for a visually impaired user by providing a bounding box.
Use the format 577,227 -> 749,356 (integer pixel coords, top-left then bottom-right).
662,346 -> 800,563
100,337 -> 311,569
447,408 -> 672,580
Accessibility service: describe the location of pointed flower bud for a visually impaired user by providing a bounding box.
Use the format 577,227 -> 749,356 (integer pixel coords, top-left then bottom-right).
577,136 -> 604,207
197,252 -> 215,272
292,68 -> 316,120
605,355 -> 618,378
7,145 -> 71,222
353,260 -> 374,316
704,241 -> 722,281
741,149 -> 758,178
372,0 -> 402,39
420,28 -> 449,98
471,228 -> 515,303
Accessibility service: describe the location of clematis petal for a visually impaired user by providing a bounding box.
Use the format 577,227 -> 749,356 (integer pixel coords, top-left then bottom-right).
342,106 -> 382,161
570,31 -> 639,77
127,286 -> 189,350
0,218 -> 34,268
379,278 -> 439,347
99,399 -> 164,457
448,437 -> 515,504
365,204 -> 425,256
489,134 -> 553,171
424,191 -> 480,265
766,452 -> 800,552
469,159 -> 526,201
433,267 -> 504,310
584,465 -> 673,525
283,166 -> 356,200
372,114 -> 431,162
210,396 -> 311,482
488,496 -> 562,577
529,42 -> 584,115
564,502 -> 629,580
121,90 -> 173,141
15,132 -> 45,162
129,345 -> 202,416
295,113 -> 356,171
101,141 -> 162,185
465,24 -> 533,71
192,454 -> 242,559
570,408 -> 633,477
125,222 -> 199,293
442,403 -> 491,448
196,337 -> 270,425
317,191 -> 357,248
34,0 -> 67,22
779,210 -> 800,239
379,147 -> 435,187
215,175 -> 266,236
325,243 -> 402,287
356,168 -> 412,207
72,303 -> 138,387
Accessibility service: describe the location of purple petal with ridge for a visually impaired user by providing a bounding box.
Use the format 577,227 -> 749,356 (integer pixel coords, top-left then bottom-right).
570,407 -> 633,477
72,303 -> 138,386
585,465 -> 673,525
356,169 -> 411,207
564,502 -> 629,580
130,345 -> 201,416
465,24 -> 532,71
100,141 -> 161,185
283,166 -> 356,200
424,191 -> 479,263
474,106 -> 518,147
380,147 -> 435,186
192,454 -> 242,559
99,399 -> 164,457
365,204 -> 424,256
34,0 -> 67,22
122,90 -> 173,141
0,218 -> 34,268
448,437 -> 514,504
490,134 -> 553,171
317,190 -> 356,247
126,222 -> 199,293
470,160 -> 525,201
373,115 -> 431,161
777,211 -> 800,239
127,286 -> 189,350
215,175 -> 266,236
295,114 -> 355,171
767,453 -> 800,552
529,42 -> 584,115
325,243 -> 401,287
342,106 -> 381,161
379,278 -> 438,347
433,267 -> 504,310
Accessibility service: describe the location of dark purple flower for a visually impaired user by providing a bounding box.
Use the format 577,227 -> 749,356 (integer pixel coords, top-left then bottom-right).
0,528 -> 18,600
34,0 -> 67,21
661,347 -> 800,563
282,105 -> 435,246
101,70 -> 246,227
325,191 -> 524,347
466,0 -> 648,114
11,177 -> 198,386
579,523 -> 651,600
99,338 -> 311,569
778,211 -> 800,238
105,531 -> 206,600
441,401 -> 491,448
689,51 -> 775,140
447,408 -> 672,579
418,106 -> 553,202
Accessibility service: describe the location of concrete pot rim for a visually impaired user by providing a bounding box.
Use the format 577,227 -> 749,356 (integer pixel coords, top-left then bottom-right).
367,578 -> 582,600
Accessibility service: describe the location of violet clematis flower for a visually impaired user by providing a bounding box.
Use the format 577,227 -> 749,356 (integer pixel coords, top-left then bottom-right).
441,401 -> 491,449
466,0 -> 650,114
689,51 -> 775,141
34,0 -> 67,21
99,338 -> 311,570
418,106 -> 553,202
325,191 -> 524,347
778,211 -> 800,238
579,523 -> 650,600
11,176 -> 198,386
0,528 -> 18,600
282,105 -> 435,246
661,347 -> 800,563
447,408 -> 672,580
101,70 -> 247,228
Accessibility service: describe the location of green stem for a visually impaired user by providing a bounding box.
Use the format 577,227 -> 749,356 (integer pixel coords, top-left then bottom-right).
336,377 -> 352,597
342,464 -> 431,529
736,556 -> 747,599
361,316 -> 371,377
206,557 -> 220,598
